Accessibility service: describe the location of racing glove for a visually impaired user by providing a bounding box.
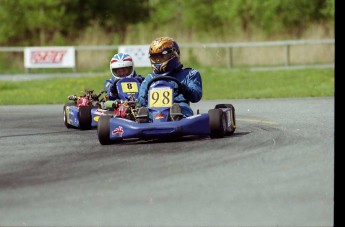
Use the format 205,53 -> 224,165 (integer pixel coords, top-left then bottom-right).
68,95 -> 77,100
112,99 -> 121,109
178,83 -> 189,96
109,84 -> 118,96
91,93 -> 99,100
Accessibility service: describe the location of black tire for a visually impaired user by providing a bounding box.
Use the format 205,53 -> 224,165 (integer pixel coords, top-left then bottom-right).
215,104 -> 236,135
79,106 -> 92,130
63,103 -> 76,128
215,104 -> 230,109
97,115 -> 112,145
208,108 -> 226,138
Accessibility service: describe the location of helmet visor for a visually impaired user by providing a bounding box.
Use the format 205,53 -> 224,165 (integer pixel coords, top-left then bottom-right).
149,49 -> 173,64
112,66 -> 133,78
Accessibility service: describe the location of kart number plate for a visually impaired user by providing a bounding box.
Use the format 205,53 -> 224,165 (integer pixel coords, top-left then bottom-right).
120,82 -> 139,93
149,87 -> 173,108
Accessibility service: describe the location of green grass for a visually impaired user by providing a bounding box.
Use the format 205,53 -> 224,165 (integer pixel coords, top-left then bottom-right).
201,67 -> 334,99
0,67 -> 334,105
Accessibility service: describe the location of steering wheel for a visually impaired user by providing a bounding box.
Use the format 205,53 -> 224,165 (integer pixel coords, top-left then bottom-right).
147,76 -> 183,97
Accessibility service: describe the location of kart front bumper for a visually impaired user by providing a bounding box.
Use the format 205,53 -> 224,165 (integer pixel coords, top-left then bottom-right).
108,113 -> 210,140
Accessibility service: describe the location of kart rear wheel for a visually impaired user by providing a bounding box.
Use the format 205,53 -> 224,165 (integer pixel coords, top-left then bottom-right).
215,104 -> 236,135
208,108 -> 226,138
215,104 -> 231,109
98,115 -> 112,145
63,103 -> 75,128
79,106 -> 92,130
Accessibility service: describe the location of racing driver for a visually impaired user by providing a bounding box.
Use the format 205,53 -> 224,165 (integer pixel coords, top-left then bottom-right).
136,37 -> 203,123
104,52 -> 144,100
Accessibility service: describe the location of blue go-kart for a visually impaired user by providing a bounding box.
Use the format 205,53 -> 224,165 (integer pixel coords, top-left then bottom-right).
63,77 -> 141,130
97,76 -> 236,144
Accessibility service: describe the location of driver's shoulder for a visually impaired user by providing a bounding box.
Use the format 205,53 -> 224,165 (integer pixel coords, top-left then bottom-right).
105,77 -> 113,82
183,67 -> 200,77
181,67 -> 198,74
178,67 -> 199,77
134,75 -> 145,82
104,78 -> 114,85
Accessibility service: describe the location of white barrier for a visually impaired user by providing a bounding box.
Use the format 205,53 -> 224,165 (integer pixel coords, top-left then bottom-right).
0,39 -> 333,73
118,45 -> 151,67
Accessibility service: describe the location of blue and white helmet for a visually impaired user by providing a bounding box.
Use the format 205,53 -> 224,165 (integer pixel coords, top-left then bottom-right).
109,53 -> 135,80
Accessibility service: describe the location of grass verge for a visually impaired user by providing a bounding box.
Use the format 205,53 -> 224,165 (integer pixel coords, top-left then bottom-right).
0,67 -> 334,105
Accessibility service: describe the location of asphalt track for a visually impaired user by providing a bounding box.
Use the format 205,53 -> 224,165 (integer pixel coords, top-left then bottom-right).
0,97 -> 334,226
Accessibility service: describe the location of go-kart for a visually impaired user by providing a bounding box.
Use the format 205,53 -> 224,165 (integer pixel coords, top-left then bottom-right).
97,76 -> 236,145
63,77 -> 141,130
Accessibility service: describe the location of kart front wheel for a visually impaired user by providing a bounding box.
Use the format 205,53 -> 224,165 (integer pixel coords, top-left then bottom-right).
98,115 -> 112,145
208,108 -> 226,138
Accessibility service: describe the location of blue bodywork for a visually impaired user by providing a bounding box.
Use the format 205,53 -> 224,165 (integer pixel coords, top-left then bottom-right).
98,76 -> 236,143
107,113 -> 211,141
65,77 -> 141,129
65,106 -> 107,128
102,77 -> 212,142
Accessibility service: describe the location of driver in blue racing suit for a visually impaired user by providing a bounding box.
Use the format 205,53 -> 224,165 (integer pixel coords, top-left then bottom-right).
104,52 -> 144,101
136,37 -> 202,122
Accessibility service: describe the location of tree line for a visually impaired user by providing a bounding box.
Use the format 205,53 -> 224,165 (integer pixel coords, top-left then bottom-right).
0,0 -> 334,46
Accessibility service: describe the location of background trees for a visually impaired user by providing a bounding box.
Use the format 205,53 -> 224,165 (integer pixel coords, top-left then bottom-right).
0,0 -> 334,46
0,0 -> 149,45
